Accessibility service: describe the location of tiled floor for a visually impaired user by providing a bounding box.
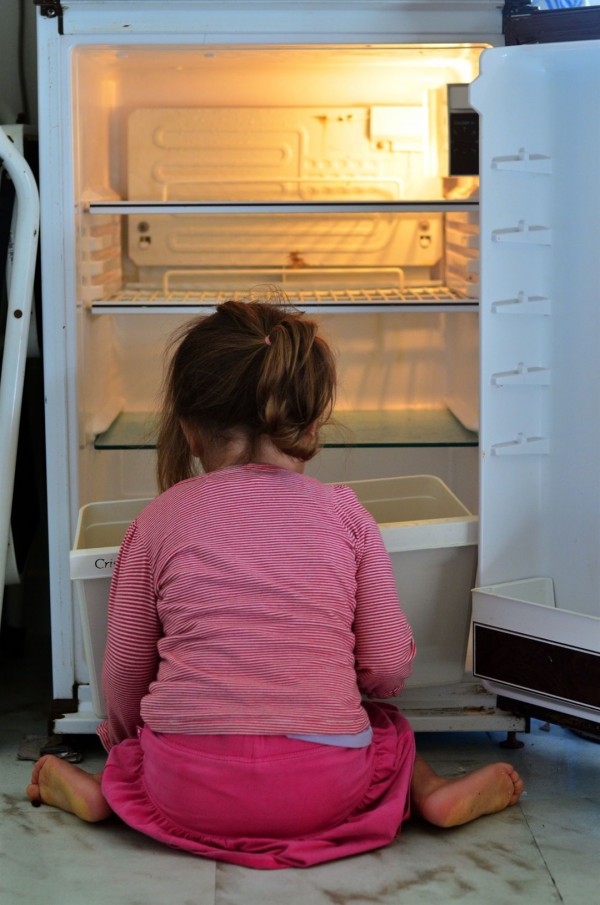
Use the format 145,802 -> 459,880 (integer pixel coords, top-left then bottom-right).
1,628 -> 599,905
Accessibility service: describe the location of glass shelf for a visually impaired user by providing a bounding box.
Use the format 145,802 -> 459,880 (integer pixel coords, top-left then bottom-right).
323,411 -> 477,447
87,200 -> 479,215
94,409 -> 478,451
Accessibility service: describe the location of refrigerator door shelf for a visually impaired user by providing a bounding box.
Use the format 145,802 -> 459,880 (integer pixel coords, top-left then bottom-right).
473,578 -> 600,723
490,434 -> 549,456
490,363 -> 550,387
491,222 -> 552,246
490,293 -> 551,316
490,149 -> 552,175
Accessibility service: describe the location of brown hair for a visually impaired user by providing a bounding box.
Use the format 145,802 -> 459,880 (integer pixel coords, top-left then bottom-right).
156,298 -> 337,491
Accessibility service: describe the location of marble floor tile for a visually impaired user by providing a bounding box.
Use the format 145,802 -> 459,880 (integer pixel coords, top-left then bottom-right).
2,799 -> 217,905
215,807 -> 560,905
498,726 -> 600,801
0,748 -> 217,905
0,639 -> 216,905
519,796 -> 600,903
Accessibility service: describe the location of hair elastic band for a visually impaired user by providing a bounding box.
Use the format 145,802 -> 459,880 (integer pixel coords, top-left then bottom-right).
264,335 -> 272,345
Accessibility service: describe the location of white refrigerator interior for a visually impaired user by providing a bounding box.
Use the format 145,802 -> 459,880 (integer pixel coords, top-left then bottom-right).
38,2 -> 599,735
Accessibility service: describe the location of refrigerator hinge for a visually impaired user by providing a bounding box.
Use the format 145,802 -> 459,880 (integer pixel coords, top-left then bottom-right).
502,0 -> 540,26
503,0 -> 539,11
33,1 -> 63,23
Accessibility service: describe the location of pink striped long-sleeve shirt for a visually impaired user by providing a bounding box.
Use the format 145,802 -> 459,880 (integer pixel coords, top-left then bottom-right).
97,464 -> 415,751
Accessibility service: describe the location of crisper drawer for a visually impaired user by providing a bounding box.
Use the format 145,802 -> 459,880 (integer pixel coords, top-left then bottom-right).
70,497 -> 152,718
70,475 -> 477,718
346,475 -> 478,689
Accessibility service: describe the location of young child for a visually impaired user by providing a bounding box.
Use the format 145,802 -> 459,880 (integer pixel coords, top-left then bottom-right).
27,299 -> 524,869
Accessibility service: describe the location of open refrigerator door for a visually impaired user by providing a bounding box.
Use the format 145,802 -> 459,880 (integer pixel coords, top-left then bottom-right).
471,36 -> 600,731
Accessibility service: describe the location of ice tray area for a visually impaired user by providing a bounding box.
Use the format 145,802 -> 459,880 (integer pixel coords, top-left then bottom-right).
71,475 -> 477,718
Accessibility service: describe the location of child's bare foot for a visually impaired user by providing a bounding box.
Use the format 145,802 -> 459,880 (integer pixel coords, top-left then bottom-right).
26,755 -> 112,823
411,755 -> 524,828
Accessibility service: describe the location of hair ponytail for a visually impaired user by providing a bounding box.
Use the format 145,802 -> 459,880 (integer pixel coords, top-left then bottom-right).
156,296 -> 336,490
257,318 -> 334,461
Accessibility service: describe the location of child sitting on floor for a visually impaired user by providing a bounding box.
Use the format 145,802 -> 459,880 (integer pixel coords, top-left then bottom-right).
28,298 -> 523,869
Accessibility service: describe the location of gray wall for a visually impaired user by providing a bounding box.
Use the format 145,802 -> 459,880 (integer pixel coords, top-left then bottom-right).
1,0 -> 37,127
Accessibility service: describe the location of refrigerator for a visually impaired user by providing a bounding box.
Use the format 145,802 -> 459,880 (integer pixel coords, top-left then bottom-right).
34,0 -> 600,737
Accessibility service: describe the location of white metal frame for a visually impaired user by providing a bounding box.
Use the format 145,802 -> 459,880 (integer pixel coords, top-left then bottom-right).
0,128 -> 40,622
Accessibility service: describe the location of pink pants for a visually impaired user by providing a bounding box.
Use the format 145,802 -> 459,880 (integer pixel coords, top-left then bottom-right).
101,702 -> 415,869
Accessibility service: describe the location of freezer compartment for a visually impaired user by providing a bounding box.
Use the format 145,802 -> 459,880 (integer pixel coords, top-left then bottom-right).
472,579 -> 600,722
71,475 -> 477,718
74,44 -> 483,204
